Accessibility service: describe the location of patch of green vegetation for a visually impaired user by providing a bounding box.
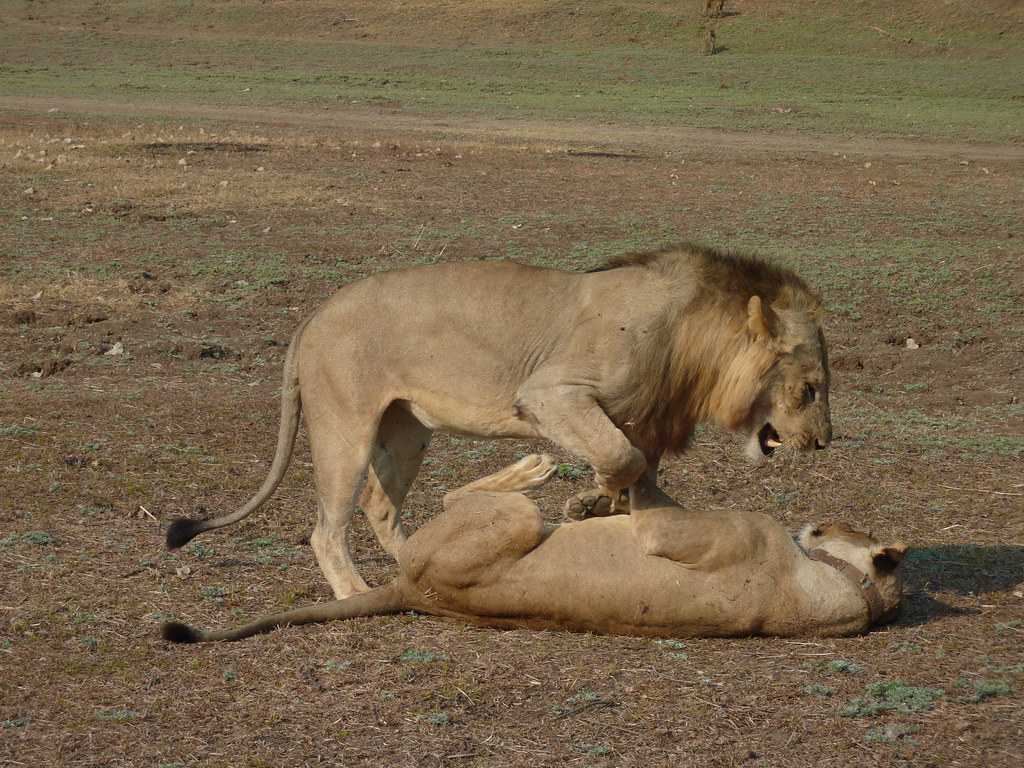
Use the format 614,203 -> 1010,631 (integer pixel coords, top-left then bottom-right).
864,724 -> 918,744
2,531 -> 54,547
552,688 -> 606,715
182,541 -> 216,560
197,585 -> 229,604
839,680 -> 943,717
399,648 -> 451,664
804,659 -> 864,675
96,708 -> 139,722
417,711 -> 451,726
2,4 -> 1021,142
654,639 -> 687,650
556,459 -> 590,480
573,743 -> 612,756
0,424 -> 42,437
975,655 -> 1024,675
804,683 -> 836,699
955,678 -> 1013,702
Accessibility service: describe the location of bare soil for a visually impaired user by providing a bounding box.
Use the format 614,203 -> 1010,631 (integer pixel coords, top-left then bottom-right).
1,52 -> 1022,768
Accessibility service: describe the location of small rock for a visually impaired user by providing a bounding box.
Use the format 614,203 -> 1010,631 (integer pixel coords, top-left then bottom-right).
905,338 -> 919,350
105,341 -> 125,356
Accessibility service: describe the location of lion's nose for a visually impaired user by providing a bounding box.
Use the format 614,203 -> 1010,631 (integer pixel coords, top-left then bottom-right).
815,423 -> 833,450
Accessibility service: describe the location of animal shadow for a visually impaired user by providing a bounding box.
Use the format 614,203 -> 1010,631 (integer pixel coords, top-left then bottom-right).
897,543 -> 1024,626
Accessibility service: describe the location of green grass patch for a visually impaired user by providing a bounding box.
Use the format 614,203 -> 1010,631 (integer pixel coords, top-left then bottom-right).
839,679 -> 944,717
399,648 -> 451,664
2,8 -> 1021,142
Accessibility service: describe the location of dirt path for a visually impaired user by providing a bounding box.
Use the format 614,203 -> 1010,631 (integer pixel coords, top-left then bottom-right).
3,94 -> 1023,161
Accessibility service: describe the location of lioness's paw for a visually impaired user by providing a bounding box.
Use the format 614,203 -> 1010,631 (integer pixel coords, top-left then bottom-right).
563,488 -> 630,520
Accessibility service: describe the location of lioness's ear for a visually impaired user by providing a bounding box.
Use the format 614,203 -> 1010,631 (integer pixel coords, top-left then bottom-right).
747,295 -> 778,342
872,542 -> 909,571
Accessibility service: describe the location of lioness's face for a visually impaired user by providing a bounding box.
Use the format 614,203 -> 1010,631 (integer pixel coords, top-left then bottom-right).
800,522 -> 909,623
745,325 -> 832,461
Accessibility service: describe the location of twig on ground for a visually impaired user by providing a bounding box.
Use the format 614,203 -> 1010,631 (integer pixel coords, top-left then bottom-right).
868,25 -> 913,44
940,485 -> 1023,497
553,698 -> 617,719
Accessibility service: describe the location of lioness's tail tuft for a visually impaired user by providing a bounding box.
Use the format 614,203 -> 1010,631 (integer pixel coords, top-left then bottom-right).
162,622 -> 201,644
166,517 -> 207,550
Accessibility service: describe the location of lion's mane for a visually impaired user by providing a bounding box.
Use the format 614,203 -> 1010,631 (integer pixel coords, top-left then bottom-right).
591,242 -> 823,456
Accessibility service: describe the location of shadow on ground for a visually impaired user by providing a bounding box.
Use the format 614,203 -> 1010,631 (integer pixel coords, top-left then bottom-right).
896,544 -> 1024,626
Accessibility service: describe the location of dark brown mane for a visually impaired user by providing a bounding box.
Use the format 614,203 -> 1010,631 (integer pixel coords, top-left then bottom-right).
595,242 -> 822,456
590,242 -> 821,315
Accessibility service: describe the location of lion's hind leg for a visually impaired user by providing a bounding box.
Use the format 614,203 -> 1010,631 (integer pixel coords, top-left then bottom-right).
360,403 -> 434,558
443,453 -> 557,506
304,398 -> 385,600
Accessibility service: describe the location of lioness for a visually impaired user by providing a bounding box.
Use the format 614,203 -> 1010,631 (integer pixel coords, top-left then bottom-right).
167,242 -> 832,599
163,455 -> 906,643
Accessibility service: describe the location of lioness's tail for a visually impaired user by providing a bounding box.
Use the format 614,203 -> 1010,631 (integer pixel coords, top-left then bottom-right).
163,582 -> 406,643
165,316 -> 312,550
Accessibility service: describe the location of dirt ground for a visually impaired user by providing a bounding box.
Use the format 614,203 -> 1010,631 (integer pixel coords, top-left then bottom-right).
1,93 -> 1022,767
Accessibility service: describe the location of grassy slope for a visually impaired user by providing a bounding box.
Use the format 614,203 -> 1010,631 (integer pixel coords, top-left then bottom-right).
1,0 -> 1022,142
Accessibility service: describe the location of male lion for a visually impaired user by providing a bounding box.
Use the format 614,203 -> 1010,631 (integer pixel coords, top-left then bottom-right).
163,454 -> 906,643
166,242 -> 832,599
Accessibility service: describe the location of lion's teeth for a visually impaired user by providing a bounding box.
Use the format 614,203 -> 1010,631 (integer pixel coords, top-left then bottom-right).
767,439 -> 783,448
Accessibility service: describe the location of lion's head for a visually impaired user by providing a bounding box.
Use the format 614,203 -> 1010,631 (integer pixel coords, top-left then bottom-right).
736,295 -> 832,461
596,243 -> 832,460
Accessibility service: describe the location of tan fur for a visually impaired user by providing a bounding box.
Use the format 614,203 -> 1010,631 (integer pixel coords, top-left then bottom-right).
593,245 -> 827,457
163,456 -> 906,643
702,28 -> 716,55
166,242 -> 832,599
703,0 -> 725,18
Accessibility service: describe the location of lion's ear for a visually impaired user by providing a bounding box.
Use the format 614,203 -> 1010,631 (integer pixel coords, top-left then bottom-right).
746,295 -> 778,342
872,542 -> 909,571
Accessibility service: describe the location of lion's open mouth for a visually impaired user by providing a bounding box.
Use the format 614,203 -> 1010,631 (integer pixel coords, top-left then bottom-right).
758,423 -> 783,456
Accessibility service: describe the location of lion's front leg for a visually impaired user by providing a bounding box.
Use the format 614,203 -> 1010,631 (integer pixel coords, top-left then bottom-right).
564,487 -> 630,520
515,379 -> 647,514
563,453 -> 661,520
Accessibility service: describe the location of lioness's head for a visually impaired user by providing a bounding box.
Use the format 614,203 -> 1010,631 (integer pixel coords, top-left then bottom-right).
800,521 -> 908,623
739,298 -> 832,461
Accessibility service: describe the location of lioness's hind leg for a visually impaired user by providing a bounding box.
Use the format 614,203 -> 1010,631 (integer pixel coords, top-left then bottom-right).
360,403 -> 434,558
443,454 -> 557,506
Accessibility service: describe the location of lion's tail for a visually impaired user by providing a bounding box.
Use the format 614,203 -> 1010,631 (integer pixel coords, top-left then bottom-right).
165,315 -> 312,550
162,582 -> 406,643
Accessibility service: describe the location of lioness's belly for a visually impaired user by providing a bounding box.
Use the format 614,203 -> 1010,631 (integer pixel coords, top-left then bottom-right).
428,517 -> 774,636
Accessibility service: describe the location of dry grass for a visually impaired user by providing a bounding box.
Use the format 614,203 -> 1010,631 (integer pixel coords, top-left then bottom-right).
1,2 -> 1022,763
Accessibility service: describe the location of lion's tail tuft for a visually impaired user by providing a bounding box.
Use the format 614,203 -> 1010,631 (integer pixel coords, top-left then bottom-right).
165,517 -> 211,550
162,622 -> 202,644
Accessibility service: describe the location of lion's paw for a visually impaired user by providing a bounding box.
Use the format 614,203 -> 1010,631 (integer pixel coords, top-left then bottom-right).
563,488 -> 630,521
